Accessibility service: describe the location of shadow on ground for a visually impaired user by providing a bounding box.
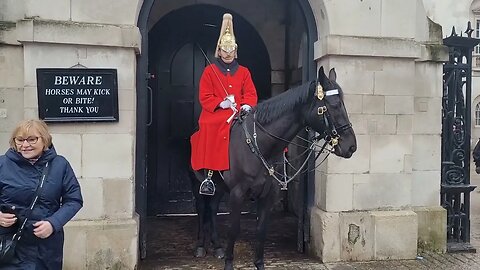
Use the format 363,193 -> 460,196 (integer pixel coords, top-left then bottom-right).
138,212 -> 320,269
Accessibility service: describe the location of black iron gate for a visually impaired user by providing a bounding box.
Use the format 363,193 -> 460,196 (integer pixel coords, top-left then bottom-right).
441,23 -> 479,252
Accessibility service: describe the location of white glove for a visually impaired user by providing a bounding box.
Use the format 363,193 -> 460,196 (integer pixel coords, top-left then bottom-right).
219,99 -> 233,109
241,104 -> 252,112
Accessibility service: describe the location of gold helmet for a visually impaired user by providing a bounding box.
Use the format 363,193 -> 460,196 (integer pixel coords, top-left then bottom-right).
215,13 -> 237,58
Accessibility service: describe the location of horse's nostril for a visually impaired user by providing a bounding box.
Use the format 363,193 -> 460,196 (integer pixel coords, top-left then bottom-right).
350,145 -> 357,153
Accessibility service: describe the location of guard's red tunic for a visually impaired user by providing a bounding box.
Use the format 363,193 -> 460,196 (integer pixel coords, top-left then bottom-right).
191,62 -> 257,171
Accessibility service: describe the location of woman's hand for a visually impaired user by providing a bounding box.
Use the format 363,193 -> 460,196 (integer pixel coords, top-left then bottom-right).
33,220 -> 54,239
0,211 -> 17,228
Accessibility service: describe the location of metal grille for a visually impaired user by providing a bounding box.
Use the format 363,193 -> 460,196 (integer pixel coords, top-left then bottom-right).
441,22 -> 479,252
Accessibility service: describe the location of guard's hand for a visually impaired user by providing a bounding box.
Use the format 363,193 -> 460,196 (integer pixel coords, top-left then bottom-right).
219,99 -> 233,109
33,220 -> 54,239
241,104 -> 252,112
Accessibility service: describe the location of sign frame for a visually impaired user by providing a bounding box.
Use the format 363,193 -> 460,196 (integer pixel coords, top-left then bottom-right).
36,68 -> 119,123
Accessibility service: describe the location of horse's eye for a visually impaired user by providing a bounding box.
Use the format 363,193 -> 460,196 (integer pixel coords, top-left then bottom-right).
326,96 -> 341,106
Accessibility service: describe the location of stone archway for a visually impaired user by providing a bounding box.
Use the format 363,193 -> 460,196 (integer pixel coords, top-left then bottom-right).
135,0 -> 319,260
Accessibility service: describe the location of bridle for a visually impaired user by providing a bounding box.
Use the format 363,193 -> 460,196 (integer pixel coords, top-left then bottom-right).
308,82 -> 353,148
240,81 -> 353,190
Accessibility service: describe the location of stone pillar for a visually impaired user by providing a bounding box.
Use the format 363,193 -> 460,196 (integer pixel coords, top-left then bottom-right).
308,0 -> 447,262
0,1 -> 25,146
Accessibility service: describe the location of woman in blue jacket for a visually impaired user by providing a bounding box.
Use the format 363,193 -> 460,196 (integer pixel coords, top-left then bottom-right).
0,119 -> 83,269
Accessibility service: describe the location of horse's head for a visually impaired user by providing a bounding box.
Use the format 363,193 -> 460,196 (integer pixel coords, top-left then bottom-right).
305,66 -> 357,158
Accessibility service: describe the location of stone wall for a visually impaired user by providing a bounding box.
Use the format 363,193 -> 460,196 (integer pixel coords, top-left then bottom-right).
0,1 -> 142,269
308,0 -> 447,261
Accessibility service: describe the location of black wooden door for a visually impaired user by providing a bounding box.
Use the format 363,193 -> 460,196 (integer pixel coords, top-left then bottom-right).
147,13 -> 218,215
154,43 -> 208,215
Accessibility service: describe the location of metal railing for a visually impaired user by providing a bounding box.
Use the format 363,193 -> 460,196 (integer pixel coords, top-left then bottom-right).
441,22 -> 479,252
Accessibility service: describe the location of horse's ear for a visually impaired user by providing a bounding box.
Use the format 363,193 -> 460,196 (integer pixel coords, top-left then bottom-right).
318,66 -> 327,83
329,68 -> 337,82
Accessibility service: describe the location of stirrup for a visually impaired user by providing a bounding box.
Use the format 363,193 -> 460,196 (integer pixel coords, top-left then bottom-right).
199,179 -> 215,196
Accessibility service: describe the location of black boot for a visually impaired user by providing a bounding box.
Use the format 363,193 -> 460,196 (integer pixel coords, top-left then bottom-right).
199,179 -> 215,196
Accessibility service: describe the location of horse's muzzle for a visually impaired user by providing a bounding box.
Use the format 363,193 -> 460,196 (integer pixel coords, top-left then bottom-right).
345,145 -> 356,158
335,142 -> 356,158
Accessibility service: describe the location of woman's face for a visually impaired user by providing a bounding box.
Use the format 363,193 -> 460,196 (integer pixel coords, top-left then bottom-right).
219,49 -> 236,64
14,128 -> 45,160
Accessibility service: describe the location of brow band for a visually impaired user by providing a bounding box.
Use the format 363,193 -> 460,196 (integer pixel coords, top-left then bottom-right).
325,89 -> 339,96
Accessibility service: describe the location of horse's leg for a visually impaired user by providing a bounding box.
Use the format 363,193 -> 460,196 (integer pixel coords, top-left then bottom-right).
253,188 -> 276,270
194,194 -> 208,257
190,170 -> 210,257
224,189 -> 243,270
209,188 -> 225,259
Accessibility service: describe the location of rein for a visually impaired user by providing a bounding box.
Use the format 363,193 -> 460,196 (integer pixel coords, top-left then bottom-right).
240,118 -> 327,190
240,82 -> 352,190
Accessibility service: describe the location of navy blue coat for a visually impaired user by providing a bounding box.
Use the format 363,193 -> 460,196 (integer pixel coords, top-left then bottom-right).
0,146 -> 83,269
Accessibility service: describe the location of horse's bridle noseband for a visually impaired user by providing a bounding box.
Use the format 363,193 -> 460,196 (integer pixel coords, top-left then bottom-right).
311,82 -> 352,147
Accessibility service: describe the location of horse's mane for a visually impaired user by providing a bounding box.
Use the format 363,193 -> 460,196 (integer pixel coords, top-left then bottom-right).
254,80 -> 318,124
254,82 -> 314,124
254,79 -> 344,125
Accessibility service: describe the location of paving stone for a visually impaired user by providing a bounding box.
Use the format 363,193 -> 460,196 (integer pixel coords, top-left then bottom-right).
139,167 -> 480,269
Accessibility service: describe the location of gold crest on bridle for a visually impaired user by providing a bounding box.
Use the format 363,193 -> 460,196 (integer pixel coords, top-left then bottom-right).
316,83 -> 324,100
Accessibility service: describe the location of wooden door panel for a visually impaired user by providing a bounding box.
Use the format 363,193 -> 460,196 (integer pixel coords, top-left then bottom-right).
149,39 -> 217,215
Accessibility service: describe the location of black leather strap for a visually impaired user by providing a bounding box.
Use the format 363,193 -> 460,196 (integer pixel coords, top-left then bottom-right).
13,161 -> 50,241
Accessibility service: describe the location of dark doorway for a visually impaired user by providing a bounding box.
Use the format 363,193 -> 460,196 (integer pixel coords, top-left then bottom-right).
137,0 -> 318,261
146,5 -> 271,216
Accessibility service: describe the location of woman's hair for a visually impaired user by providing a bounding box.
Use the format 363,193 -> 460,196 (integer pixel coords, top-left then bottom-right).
9,119 -> 53,150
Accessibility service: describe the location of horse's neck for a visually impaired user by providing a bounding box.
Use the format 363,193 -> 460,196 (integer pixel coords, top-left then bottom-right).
256,112 -> 304,156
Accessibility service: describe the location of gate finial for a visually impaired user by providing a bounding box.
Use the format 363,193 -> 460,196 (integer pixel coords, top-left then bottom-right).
466,21 -> 474,38
450,26 -> 457,37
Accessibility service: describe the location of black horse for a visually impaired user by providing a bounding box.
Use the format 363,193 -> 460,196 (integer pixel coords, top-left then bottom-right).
190,66 -> 357,270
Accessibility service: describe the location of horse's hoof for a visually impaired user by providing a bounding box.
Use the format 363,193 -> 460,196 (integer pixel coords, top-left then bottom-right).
213,247 -> 225,259
194,247 -> 206,258
224,260 -> 234,270
255,265 -> 265,270
254,260 -> 265,270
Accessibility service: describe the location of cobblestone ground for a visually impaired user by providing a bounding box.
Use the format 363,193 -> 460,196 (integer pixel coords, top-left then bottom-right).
139,167 -> 480,270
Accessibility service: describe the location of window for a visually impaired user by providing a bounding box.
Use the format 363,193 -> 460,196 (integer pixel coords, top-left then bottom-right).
476,102 -> 480,126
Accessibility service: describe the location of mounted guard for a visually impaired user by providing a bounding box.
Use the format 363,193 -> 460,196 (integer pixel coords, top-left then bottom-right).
190,13 -> 258,195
